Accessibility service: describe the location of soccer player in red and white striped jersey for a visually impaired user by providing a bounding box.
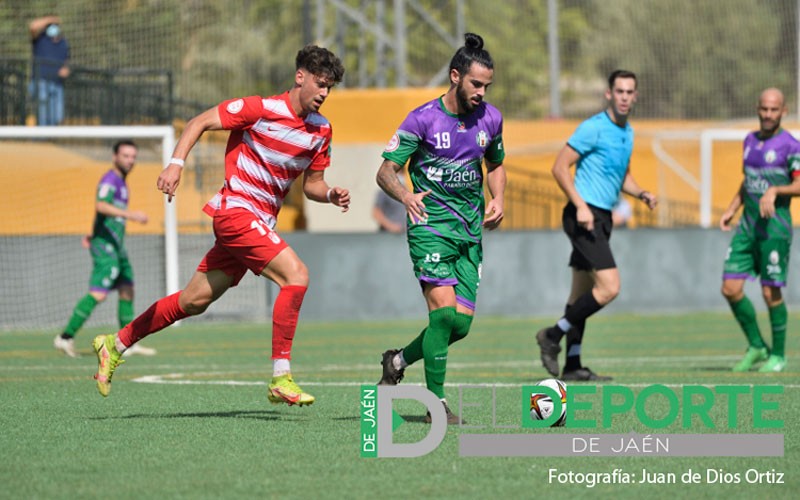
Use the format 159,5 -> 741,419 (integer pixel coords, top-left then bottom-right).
91,45 -> 348,406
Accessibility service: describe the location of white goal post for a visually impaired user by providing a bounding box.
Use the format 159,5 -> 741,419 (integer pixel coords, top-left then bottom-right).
0,125 -> 179,299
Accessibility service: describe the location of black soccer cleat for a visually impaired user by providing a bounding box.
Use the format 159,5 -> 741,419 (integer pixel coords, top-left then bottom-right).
377,348 -> 405,385
536,327 -> 562,377
561,366 -> 612,382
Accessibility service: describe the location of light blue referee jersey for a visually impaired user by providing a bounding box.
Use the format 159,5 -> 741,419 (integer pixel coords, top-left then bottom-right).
567,111 -> 634,210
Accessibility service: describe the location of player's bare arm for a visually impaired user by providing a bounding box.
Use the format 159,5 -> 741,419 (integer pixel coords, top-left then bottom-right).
29,16 -> 60,38
483,160 -> 505,230
621,170 -> 657,210
720,183 -> 745,231
551,144 -> 594,231
303,169 -> 350,212
157,106 -> 223,202
377,159 -> 430,223
760,175 -> 800,218
95,201 -> 148,224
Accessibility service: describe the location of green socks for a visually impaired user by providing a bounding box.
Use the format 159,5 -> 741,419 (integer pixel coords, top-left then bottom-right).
63,294 -> 99,337
118,298 -> 134,328
403,311 -> 473,366
729,296 -> 766,349
421,307 -> 456,399
401,308 -> 471,399
450,312 -> 473,344
402,328 -> 426,365
768,302 -> 787,357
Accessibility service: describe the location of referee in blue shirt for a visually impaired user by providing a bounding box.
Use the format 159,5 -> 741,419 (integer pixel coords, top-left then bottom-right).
536,70 -> 658,381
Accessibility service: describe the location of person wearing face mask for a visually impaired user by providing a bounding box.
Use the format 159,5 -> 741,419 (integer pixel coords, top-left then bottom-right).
29,15 -> 70,125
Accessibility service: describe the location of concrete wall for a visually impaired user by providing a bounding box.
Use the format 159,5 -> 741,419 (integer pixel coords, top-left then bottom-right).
304,144 -> 386,233
2,229 -> 792,331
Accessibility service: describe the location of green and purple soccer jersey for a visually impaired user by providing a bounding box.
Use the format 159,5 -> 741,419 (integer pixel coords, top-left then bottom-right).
89,169 -> 133,292
92,169 -> 129,248
723,129 -> 800,286
382,97 -> 504,243
382,97 -> 503,310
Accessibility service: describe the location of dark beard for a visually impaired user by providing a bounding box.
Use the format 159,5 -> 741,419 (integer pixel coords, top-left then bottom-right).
760,119 -> 780,136
456,83 -> 475,114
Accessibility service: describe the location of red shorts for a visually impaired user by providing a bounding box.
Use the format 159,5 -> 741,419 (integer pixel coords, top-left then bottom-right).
197,209 -> 288,287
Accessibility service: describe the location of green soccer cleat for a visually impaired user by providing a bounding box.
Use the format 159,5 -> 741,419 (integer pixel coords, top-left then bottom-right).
268,374 -> 315,406
92,334 -> 124,397
758,355 -> 787,373
731,346 -> 769,372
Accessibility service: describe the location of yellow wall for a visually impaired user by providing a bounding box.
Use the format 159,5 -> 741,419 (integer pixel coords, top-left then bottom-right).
324,87 -> 449,144
3,88 -> 797,235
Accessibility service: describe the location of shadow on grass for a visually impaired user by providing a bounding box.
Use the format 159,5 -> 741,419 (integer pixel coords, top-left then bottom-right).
398,414 -> 429,423
89,409 -> 297,422
688,366 -> 732,372
332,414 -> 429,423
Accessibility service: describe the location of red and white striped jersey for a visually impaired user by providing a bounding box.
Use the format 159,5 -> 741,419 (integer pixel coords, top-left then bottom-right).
202,92 -> 332,229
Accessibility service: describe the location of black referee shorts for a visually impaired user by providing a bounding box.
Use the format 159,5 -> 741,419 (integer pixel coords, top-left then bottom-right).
562,202 -> 617,271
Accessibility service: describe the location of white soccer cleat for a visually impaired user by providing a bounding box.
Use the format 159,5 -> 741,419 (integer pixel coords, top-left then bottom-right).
53,335 -> 80,358
122,343 -> 157,356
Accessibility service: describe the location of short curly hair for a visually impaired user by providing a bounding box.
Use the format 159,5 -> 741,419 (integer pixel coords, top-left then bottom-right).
296,45 -> 345,84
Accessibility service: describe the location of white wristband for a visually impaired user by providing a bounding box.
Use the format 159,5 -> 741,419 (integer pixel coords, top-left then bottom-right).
326,188 -> 333,203
170,157 -> 185,168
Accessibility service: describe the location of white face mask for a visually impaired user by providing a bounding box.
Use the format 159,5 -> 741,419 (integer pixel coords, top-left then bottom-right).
45,24 -> 61,38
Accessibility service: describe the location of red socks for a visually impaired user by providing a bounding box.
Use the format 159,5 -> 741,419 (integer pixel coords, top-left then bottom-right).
271,285 -> 307,360
118,292 -> 189,347
117,286 -> 306,358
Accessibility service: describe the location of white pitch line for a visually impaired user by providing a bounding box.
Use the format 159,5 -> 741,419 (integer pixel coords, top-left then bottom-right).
130,373 -> 800,389
0,354 -> 775,373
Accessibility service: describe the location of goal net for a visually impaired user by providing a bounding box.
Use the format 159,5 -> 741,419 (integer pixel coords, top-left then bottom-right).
0,126 -> 178,331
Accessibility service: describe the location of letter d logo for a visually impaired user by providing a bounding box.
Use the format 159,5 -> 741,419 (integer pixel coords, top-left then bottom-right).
376,386 -> 447,457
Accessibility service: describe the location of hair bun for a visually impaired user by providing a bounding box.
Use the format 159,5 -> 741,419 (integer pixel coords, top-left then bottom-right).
464,32 -> 483,50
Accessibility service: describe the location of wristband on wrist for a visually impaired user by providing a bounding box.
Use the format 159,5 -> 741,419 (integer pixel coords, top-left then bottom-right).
170,157 -> 185,167
638,191 -> 648,201
326,188 -> 333,203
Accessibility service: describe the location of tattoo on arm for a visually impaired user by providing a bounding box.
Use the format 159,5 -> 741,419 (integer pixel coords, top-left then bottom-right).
377,161 -> 407,203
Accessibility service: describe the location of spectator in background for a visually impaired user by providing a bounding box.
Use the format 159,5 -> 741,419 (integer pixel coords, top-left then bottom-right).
611,195 -> 633,228
29,15 -> 70,125
372,173 -> 408,233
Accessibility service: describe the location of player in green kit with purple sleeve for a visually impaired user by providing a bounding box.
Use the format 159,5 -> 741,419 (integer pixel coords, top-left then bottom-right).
374,33 -> 505,424
54,141 -> 155,358
721,88 -> 800,373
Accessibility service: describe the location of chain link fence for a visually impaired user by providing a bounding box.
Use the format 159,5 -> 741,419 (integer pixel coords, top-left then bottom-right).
2,0 -> 796,120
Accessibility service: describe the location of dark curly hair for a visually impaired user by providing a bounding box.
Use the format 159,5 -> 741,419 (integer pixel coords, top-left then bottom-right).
296,45 -> 345,84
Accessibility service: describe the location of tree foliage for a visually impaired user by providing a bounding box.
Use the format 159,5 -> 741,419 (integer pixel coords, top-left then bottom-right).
0,0 -> 795,119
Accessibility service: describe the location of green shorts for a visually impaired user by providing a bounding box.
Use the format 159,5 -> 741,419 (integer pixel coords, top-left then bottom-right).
407,232 -> 482,311
89,240 -> 134,293
723,231 -> 790,287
